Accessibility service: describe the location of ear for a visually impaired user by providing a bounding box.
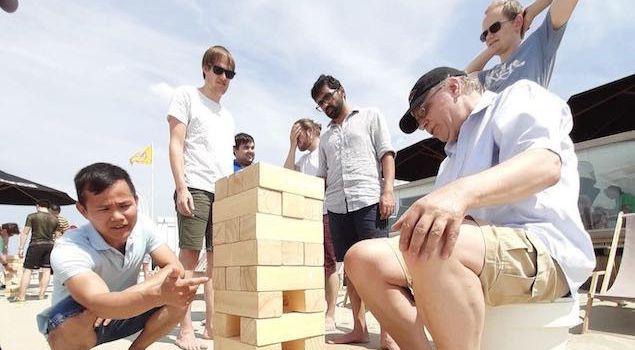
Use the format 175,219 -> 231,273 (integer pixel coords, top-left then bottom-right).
513,13 -> 524,33
76,202 -> 89,219
447,77 -> 462,99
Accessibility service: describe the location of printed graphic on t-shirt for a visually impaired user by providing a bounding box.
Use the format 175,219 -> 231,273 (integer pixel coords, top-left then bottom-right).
484,59 -> 526,89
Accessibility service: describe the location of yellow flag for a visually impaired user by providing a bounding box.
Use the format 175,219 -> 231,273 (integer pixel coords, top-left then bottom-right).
129,145 -> 152,165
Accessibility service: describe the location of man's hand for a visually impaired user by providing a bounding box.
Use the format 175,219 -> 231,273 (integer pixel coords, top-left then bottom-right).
289,123 -> 301,148
175,187 -> 195,217
379,190 -> 395,220
94,318 -> 112,327
158,266 -> 208,307
393,183 -> 470,260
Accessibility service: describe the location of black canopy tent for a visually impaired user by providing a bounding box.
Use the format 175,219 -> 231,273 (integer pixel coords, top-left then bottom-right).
396,74 -> 635,182
0,170 -> 75,206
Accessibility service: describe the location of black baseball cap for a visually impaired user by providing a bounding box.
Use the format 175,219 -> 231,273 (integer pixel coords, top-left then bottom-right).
399,67 -> 466,134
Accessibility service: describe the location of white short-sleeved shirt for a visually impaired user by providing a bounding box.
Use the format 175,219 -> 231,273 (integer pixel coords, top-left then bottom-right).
296,150 -> 327,215
167,86 -> 235,192
36,219 -> 164,333
316,107 -> 395,214
435,80 -> 595,296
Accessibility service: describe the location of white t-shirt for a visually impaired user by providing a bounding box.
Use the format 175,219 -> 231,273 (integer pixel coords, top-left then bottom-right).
296,150 -> 326,215
167,86 -> 235,192
436,80 -> 595,297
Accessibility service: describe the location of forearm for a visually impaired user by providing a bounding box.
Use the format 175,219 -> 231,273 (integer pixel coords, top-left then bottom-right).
451,149 -> 561,210
168,143 -> 187,191
524,0 -> 552,21
381,153 -> 395,193
283,145 -> 296,170
465,48 -> 495,74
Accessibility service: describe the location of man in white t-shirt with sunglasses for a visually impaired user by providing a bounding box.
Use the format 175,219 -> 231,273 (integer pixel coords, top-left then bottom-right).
465,0 -> 579,92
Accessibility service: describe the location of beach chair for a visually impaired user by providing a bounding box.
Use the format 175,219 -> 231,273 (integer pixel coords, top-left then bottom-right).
582,211 -> 635,333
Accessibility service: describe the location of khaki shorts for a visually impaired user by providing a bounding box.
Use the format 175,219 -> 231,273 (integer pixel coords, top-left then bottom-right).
175,188 -> 214,251
385,220 -> 569,306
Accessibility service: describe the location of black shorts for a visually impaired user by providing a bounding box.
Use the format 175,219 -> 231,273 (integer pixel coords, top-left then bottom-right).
23,242 -> 54,269
328,203 -> 388,262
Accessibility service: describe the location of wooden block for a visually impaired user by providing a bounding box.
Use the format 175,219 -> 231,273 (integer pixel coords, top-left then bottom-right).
215,290 -> 282,318
282,241 -> 304,265
213,188 -> 282,223
213,218 -> 240,245
283,290 -> 325,313
215,336 -> 282,350
240,214 -> 323,244
5,285 -> 20,298
226,266 -> 242,291
241,266 -> 324,292
213,267 -> 226,290
240,312 -> 324,346
303,199 -> 323,221
228,171 -> 247,197
304,243 -> 324,266
214,312 -> 241,337
282,336 -> 325,350
214,240 -> 282,267
282,193 -> 305,219
239,163 -> 324,200
215,177 -> 229,201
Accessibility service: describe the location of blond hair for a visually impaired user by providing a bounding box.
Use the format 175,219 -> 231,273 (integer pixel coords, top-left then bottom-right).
486,0 -> 523,19
294,118 -> 322,135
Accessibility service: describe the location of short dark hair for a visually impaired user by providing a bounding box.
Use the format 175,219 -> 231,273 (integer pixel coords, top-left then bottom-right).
36,199 -> 50,208
234,133 -> 255,148
49,203 -> 61,213
74,163 -> 136,206
311,74 -> 341,100
1,223 -> 19,235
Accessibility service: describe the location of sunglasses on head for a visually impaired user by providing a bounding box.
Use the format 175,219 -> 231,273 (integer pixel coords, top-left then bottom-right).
480,17 -> 516,42
211,65 -> 236,79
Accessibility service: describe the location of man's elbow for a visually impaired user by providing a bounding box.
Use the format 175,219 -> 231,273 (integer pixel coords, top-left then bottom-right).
544,153 -> 562,187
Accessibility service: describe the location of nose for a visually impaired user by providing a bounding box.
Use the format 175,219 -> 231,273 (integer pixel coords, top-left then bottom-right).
110,210 -> 125,222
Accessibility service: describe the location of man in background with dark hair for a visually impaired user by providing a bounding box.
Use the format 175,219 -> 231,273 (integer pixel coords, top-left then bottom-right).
15,199 -> 59,301
37,162 -> 207,350
49,203 -> 71,240
311,74 -> 397,348
233,132 -> 255,172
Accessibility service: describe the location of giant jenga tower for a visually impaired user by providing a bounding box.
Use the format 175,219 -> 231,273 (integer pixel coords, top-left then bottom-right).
212,163 -> 326,350
3,256 -> 23,298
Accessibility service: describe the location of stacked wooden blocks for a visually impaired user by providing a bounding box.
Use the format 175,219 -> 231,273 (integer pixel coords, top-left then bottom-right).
4,256 -> 23,298
212,163 -> 326,350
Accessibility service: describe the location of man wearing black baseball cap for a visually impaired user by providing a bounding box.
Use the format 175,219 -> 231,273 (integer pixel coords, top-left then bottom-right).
344,67 -> 594,348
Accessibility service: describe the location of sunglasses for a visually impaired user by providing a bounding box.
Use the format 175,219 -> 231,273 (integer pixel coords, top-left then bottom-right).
480,18 -> 515,42
211,65 -> 236,79
315,87 -> 341,112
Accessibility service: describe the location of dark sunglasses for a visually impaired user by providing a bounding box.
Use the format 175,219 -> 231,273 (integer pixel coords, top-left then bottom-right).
211,65 -> 236,79
480,18 -> 515,42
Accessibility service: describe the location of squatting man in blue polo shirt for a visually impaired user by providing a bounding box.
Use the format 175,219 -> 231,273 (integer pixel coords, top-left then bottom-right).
37,163 -> 208,350
344,67 -> 595,349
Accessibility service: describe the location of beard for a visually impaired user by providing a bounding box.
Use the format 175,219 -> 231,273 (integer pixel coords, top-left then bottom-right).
325,100 -> 342,120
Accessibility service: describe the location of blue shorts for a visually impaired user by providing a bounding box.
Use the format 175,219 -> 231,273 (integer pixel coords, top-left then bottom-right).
328,203 -> 389,261
46,296 -> 161,345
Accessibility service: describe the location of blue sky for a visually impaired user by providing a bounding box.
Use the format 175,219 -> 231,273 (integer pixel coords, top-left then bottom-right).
1,0 -> 633,228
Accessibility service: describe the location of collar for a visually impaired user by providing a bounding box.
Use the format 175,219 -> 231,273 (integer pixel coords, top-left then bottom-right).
444,91 -> 497,158
328,109 -> 359,128
86,225 -> 115,251
36,208 -> 49,213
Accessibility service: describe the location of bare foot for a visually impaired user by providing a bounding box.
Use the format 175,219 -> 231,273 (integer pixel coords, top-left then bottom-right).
381,330 -> 401,350
175,331 -> 208,350
327,330 -> 369,344
201,326 -> 213,340
325,316 -> 337,332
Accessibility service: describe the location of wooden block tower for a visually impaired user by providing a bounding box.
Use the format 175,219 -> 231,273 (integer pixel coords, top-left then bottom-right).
3,256 -> 24,298
212,163 -> 326,350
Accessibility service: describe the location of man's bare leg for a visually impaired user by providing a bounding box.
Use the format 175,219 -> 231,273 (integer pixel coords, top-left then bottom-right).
175,248 -> 207,350
325,270 -> 339,331
38,267 -> 51,299
17,268 -> 32,300
201,251 -> 214,339
130,305 -> 188,350
406,223 -> 486,350
345,239 -> 431,350
327,276 -> 369,344
48,309 -> 98,350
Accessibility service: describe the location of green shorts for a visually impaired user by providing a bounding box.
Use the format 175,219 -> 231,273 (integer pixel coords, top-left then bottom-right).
174,188 -> 214,251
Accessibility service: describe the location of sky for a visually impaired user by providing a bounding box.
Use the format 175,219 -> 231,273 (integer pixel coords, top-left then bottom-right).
1,0 -> 633,230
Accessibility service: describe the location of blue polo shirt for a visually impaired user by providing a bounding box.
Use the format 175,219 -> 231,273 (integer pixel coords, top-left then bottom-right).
37,218 -> 163,333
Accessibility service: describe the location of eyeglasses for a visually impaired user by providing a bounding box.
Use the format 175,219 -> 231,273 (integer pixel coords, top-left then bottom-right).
315,87 -> 341,112
411,84 -> 444,127
211,65 -> 236,79
480,18 -> 515,42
